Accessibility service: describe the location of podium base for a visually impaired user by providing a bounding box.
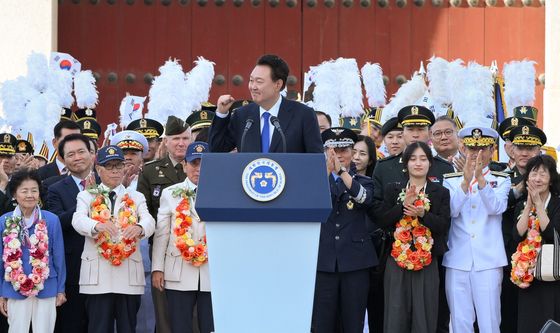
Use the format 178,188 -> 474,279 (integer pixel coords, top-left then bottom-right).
205,221 -> 321,333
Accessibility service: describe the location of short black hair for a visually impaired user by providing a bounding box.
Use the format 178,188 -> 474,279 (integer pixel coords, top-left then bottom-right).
402,141 -> 433,172
256,54 -> 289,90
58,133 -> 91,159
315,111 -> 332,126
523,155 -> 560,196
8,169 -> 42,197
54,120 -> 81,139
355,135 -> 377,177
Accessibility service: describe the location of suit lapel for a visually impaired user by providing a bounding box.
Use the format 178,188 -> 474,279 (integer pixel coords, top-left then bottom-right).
161,156 -> 181,183
270,98 -> 294,153
63,176 -> 80,195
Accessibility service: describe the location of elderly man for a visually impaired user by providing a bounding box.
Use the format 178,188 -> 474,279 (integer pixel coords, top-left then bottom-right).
111,130 -> 149,190
152,141 -> 213,333
72,145 -> 155,333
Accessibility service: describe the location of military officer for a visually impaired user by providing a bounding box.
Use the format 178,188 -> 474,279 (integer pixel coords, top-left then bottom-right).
442,123 -> 511,333
0,133 -> 18,215
185,105 -> 215,142
137,115 -> 191,333
110,130 -> 149,190
312,127 -> 377,333
360,107 -> 383,148
127,117 -> 165,163
14,138 -> 36,171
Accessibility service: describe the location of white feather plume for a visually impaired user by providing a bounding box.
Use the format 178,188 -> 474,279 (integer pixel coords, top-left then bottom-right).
184,57 -> 215,118
450,61 -> 494,127
46,69 -> 74,108
74,70 -> 99,109
335,58 -> 363,117
427,56 -> 453,106
381,73 -> 427,124
0,77 -> 39,129
312,59 -> 341,123
146,59 -> 188,125
26,52 -> 49,93
23,92 -> 61,150
361,62 -> 386,108
503,59 -> 536,113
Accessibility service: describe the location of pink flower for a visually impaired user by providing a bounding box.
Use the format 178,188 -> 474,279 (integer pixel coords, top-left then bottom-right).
16,274 -> 27,284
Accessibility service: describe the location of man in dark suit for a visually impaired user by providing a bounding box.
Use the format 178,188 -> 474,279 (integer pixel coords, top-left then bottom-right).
46,133 -> 96,333
209,54 -> 322,154
37,120 -> 82,181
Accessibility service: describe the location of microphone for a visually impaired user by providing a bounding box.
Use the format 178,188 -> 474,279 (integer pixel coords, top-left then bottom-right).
270,116 -> 287,153
240,118 -> 254,153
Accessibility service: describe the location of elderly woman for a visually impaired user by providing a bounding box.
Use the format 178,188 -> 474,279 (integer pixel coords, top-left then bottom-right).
0,169 -> 66,332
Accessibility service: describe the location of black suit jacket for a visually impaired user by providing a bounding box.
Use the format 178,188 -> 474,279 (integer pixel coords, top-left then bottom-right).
208,97 -> 323,153
46,175 -> 83,286
37,161 -> 61,181
374,181 -> 451,257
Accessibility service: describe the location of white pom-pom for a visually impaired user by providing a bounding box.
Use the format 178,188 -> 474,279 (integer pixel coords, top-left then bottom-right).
26,52 -> 49,93
74,70 -> 99,109
361,62 -> 386,108
184,57 -> 215,118
335,58 -> 363,117
381,73 -> 427,124
503,59 -> 536,113
146,59 -> 188,125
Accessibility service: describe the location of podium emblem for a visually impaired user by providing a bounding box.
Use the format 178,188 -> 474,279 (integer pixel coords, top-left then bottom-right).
242,158 -> 286,202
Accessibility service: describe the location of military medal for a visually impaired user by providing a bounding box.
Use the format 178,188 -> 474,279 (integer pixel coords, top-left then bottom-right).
346,200 -> 354,210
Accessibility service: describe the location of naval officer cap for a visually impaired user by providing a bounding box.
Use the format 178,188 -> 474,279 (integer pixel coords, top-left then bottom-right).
110,130 -> 149,156
459,123 -> 498,148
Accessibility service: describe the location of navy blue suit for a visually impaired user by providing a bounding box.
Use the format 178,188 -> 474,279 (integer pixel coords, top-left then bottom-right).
208,97 -> 323,153
47,175 -> 88,333
38,161 -> 61,181
312,172 -> 377,333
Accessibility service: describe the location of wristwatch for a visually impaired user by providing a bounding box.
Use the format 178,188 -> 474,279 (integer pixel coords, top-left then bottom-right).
337,166 -> 347,176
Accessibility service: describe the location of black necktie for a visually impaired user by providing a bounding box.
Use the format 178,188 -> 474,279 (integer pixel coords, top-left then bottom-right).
109,191 -> 116,210
175,163 -> 186,180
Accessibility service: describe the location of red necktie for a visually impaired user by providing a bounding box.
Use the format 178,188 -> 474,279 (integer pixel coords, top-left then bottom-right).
80,179 -> 87,191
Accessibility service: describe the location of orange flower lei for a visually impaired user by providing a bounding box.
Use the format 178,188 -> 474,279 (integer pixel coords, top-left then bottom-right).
510,208 -> 542,288
172,188 -> 208,267
89,188 -> 138,266
391,189 -> 434,271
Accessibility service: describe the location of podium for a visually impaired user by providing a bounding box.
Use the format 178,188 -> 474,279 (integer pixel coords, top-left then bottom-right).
196,153 -> 331,333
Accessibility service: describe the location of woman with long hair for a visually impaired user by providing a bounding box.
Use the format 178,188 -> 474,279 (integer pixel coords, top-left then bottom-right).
353,135 -> 377,178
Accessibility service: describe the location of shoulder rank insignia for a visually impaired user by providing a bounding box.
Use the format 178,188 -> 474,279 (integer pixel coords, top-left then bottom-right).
443,172 -> 463,179
490,171 -> 510,178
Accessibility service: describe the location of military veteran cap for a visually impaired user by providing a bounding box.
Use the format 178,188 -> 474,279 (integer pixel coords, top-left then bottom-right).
77,119 -> 102,140
321,127 -> 358,148
0,133 -> 18,156
498,116 -> 533,141
74,108 -> 97,122
509,125 -> 546,147
165,116 -> 189,136
339,116 -> 362,133
126,118 -> 164,140
15,140 -> 34,154
110,130 -> 149,156
186,110 -> 215,132
362,107 -> 383,129
459,125 -> 498,147
381,117 -> 403,136
513,106 -> 538,125
185,141 -> 209,162
397,105 -> 435,127
96,145 -> 125,165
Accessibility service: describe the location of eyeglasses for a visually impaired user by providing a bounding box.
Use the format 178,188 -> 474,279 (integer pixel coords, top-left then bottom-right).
432,129 -> 455,139
102,163 -> 125,171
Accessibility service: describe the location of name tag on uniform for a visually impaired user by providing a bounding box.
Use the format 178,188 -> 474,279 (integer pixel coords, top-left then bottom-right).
428,176 -> 439,183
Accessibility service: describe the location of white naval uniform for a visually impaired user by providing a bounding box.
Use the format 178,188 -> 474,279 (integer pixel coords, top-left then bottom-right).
442,168 -> 511,333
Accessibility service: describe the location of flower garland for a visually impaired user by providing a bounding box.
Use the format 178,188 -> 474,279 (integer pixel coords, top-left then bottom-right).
2,215 -> 50,297
510,208 -> 542,288
391,188 -> 434,271
172,187 -> 208,267
88,187 -> 138,266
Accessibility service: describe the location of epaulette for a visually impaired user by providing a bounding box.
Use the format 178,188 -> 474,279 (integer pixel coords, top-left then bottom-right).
490,171 -> 510,178
443,172 -> 463,179
143,159 -> 159,166
377,154 -> 400,163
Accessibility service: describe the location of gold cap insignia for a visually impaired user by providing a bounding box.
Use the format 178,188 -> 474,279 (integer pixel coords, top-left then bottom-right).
3,134 -> 10,143
512,118 -> 519,126
107,148 -> 116,155
200,111 -> 208,120
84,120 -> 91,130
411,106 -> 419,115
472,128 -> 482,139
140,119 -> 147,128
242,100 -> 249,106
349,118 -> 358,126
17,142 -> 26,151
520,106 -> 528,114
195,145 -> 204,153
522,126 -> 530,135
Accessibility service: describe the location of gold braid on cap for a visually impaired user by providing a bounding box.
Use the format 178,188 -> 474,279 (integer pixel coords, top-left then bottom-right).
512,135 -> 542,147
401,118 -> 432,127
462,136 -> 496,147
137,128 -> 159,139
